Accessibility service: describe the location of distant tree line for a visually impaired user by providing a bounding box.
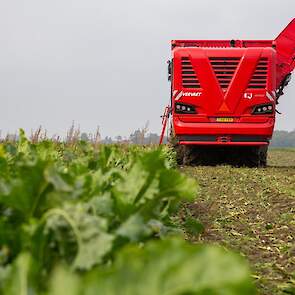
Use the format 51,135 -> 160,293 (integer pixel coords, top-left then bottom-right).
270,130 -> 295,147
97,130 -> 167,145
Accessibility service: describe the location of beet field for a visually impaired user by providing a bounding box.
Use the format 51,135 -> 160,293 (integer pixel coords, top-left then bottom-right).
0,134 -> 293,295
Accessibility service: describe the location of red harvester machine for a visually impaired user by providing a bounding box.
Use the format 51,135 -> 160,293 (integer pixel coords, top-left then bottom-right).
161,19 -> 295,166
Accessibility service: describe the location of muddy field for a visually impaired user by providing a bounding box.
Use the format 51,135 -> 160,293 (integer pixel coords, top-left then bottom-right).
182,148 -> 295,294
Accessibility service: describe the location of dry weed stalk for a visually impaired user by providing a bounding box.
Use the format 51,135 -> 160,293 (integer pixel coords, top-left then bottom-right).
40,129 -> 48,141
66,122 -> 80,146
51,135 -> 61,143
5,133 -> 17,143
30,126 -> 48,143
30,126 -> 42,143
93,126 -> 101,149
140,121 -> 149,145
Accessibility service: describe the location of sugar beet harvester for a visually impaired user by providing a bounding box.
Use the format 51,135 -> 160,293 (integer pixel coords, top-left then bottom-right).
160,19 -> 295,167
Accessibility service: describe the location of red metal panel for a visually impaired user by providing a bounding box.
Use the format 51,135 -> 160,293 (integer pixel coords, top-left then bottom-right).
221,49 -> 261,113
172,47 -> 275,116
173,117 -> 274,137
188,48 -> 224,114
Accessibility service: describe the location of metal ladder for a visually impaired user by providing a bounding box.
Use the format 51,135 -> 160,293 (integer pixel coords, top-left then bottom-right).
159,106 -> 171,145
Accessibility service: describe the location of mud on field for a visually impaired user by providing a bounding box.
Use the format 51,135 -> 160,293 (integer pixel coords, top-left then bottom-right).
181,149 -> 295,295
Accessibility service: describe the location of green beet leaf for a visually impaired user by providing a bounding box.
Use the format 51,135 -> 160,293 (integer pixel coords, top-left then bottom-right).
83,238 -> 256,295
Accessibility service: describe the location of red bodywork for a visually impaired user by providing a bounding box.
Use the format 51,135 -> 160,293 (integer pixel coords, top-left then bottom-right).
166,19 -> 295,146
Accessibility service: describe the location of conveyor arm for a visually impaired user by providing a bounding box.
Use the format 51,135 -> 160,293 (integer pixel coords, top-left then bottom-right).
275,19 -> 295,101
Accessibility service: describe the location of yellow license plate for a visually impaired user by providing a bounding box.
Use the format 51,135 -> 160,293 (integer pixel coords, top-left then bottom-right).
216,117 -> 234,122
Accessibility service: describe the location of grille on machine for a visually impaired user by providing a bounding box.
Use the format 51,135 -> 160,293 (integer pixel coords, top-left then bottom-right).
248,58 -> 268,89
209,57 -> 241,89
181,57 -> 200,88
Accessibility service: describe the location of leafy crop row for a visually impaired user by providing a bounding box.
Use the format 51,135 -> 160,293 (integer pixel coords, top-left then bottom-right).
0,131 -> 255,294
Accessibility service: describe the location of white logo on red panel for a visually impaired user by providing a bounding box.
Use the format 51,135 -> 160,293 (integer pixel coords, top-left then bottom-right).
173,90 -> 202,100
244,93 -> 253,99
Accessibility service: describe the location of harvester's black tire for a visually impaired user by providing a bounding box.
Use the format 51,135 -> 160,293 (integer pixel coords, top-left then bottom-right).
243,146 -> 268,167
170,142 -> 195,165
168,131 -> 195,165
182,145 -> 201,165
171,144 -> 214,166
168,134 -> 183,165
169,135 -> 199,165
259,146 -> 268,167
173,143 -> 186,165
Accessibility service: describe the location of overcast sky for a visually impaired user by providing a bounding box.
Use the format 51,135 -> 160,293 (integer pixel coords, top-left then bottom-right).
0,0 -> 294,138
